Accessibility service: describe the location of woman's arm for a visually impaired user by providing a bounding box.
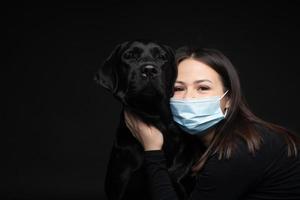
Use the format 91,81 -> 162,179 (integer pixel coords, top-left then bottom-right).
124,111 -> 264,200
142,147 -> 263,200
143,150 -> 180,200
124,111 -> 181,199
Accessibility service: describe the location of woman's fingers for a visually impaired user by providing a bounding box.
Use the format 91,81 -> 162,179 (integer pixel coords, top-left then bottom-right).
124,111 -> 139,138
124,110 -> 163,150
125,111 -> 140,127
125,111 -> 134,125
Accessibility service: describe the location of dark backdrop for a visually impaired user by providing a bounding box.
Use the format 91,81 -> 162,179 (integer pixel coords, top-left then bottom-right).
4,2 -> 300,200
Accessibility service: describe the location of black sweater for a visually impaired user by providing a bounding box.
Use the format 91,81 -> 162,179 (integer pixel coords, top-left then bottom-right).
143,127 -> 300,200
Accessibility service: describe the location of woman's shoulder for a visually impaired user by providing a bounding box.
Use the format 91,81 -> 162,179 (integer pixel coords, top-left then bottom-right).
230,122 -> 298,170
194,124 -> 300,198
237,122 -> 290,158
252,122 -> 287,149
200,123 -> 292,180
207,123 -> 288,169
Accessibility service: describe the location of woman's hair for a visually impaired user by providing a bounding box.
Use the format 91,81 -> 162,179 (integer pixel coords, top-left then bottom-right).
168,46 -> 300,198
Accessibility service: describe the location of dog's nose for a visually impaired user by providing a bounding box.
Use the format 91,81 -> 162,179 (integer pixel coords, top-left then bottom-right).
141,65 -> 158,78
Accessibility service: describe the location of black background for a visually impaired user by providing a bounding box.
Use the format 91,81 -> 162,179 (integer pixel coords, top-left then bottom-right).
4,1 -> 300,199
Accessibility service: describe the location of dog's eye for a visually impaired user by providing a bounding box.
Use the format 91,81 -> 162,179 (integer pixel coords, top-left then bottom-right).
157,54 -> 167,60
123,51 -> 141,60
123,51 -> 135,59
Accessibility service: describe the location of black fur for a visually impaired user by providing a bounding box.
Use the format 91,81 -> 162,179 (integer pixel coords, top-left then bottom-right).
94,40 -> 179,200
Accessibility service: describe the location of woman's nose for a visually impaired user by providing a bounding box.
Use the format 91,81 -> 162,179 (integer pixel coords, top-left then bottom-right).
184,88 -> 197,99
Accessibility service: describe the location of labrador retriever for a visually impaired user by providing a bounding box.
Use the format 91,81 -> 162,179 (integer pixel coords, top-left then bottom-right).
94,40 -> 179,200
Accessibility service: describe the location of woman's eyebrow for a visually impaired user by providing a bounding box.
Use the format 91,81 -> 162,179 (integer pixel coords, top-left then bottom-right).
175,79 -> 213,84
175,79 -> 213,85
194,79 -> 213,84
175,81 -> 185,84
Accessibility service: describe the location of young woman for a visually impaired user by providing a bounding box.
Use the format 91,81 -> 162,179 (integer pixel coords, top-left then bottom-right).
124,46 -> 300,199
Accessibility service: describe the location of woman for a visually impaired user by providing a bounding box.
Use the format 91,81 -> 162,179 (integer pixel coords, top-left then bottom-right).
124,46 -> 300,199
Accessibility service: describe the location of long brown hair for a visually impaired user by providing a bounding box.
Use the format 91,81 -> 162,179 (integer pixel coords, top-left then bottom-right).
170,46 -> 300,180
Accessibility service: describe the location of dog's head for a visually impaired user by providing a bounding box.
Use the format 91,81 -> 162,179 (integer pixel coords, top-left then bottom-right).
94,40 -> 177,117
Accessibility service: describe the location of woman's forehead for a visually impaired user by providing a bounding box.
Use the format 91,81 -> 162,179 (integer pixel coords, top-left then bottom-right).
176,59 -> 222,85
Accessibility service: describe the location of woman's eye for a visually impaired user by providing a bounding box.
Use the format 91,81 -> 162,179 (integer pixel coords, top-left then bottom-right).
197,86 -> 209,91
174,87 -> 184,91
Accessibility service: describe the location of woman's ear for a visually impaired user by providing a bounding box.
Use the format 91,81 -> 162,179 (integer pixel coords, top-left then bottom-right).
225,97 -> 231,109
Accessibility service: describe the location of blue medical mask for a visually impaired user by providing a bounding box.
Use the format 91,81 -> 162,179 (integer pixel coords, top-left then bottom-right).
169,90 -> 229,135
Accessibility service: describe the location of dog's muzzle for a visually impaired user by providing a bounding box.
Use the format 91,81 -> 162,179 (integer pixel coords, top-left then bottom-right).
141,65 -> 158,79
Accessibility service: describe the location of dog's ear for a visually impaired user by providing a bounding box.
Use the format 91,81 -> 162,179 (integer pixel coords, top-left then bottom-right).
94,42 -> 128,93
162,45 -> 177,98
162,45 -> 174,57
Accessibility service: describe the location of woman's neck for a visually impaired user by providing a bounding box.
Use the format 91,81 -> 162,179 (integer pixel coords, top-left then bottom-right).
197,130 -> 215,147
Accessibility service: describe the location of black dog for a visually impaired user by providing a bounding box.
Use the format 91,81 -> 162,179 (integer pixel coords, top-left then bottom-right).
94,40 -> 179,200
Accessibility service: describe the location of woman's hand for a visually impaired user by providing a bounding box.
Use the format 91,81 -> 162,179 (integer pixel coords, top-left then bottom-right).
124,111 -> 163,151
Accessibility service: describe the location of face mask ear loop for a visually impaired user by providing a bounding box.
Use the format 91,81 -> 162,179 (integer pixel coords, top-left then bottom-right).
220,90 -> 229,100
220,90 -> 229,117
224,108 -> 228,117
